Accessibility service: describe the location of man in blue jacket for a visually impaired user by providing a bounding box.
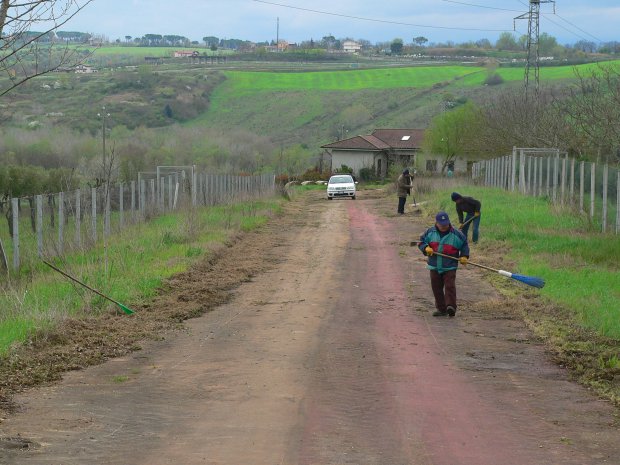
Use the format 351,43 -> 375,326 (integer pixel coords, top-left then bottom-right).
418,211 -> 469,317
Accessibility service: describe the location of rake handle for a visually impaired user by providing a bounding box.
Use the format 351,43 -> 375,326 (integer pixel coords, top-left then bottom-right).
42,260 -> 124,308
409,241 -> 499,273
459,214 -> 476,230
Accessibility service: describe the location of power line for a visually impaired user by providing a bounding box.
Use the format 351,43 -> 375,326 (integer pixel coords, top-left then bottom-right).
251,0 -> 510,32
540,14 -> 591,43
551,12 -> 603,43
515,0 -> 601,43
438,0 -> 522,13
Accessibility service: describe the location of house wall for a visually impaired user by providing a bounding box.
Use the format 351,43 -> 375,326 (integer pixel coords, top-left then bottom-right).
416,153 -> 469,174
330,150 -> 387,177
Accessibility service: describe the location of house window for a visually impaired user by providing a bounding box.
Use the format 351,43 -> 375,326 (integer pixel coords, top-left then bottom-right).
377,159 -> 382,176
447,161 -> 455,171
426,160 -> 438,172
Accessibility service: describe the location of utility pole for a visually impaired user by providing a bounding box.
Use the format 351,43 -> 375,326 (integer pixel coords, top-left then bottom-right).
515,0 -> 555,96
276,17 -> 279,52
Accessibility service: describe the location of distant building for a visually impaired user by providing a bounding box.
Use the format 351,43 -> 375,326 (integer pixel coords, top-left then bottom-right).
174,50 -> 199,58
74,65 -> 98,74
321,129 -> 425,178
265,40 -> 290,53
342,40 -> 362,54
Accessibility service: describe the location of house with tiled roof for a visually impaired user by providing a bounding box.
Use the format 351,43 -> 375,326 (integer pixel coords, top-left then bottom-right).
321,129 -> 425,178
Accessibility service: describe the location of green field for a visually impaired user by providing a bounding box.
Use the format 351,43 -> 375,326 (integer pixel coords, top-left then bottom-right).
218,66 -> 484,93
213,60 -> 620,95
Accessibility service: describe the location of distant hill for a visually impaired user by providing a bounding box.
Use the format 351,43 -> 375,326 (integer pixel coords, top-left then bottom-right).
1,57 -> 616,173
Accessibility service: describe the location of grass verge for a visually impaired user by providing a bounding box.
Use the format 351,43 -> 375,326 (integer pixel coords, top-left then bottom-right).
0,198 -> 283,355
418,183 -> 620,404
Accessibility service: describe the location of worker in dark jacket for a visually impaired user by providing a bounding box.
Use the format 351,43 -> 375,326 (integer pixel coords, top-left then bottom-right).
396,169 -> 414,214
451,192 -> 481,243
418,211 -> 469,317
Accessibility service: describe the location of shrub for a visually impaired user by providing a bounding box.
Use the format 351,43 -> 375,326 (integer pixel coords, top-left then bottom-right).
359,167 -> 378,182
484,73 -> 504,86
299,168 -> 330,181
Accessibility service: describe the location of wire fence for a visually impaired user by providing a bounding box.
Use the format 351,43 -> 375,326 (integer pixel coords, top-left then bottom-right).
0,169 -> 275,274
472,147 -> 619,235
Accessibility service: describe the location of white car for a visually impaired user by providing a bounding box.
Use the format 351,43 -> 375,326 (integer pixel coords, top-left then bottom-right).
326,174 -> 356,200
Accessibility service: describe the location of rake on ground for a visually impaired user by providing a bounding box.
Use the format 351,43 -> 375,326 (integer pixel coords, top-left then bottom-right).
410,242 -> 545,289
42,260 -> 135,315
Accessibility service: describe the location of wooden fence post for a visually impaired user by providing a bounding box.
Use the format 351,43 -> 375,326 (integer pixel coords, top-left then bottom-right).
75,189 -> 81,248
119,183 -> 124,229
58,191 -> 64,255
590,163 -> 596,219
36,195 -> 43,257
511,147 -> 517,191
579,161 -> 585,212
131,180 -> 136,216
91,188 -> 97,242
560,156 -> 566,204
12,198 -> 19,271
552,154 -> 559,203
569,158 -> 575,200
616,170 -> 620,235
602,164 -> 608,233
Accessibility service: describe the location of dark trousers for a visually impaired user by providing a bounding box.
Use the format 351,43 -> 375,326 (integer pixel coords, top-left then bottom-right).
430,269 -> 457,312
397,196 -> 407,214
462,213 -> 481,242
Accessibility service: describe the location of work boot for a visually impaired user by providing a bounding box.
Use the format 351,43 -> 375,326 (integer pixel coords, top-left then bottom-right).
446,305 -> 456,317
432,310 -> 447,317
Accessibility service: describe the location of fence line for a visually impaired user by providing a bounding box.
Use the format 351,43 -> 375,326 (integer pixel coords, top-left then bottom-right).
472,147 -> 619,235
1,171 -> 275,273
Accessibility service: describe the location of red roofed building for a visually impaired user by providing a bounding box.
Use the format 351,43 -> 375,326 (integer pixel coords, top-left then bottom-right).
321,129 -> 425,178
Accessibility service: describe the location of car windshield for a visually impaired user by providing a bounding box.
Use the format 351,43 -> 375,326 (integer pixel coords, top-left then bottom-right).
329,176 -> 353,184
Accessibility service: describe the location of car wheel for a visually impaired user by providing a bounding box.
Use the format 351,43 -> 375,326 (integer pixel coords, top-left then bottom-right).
328,197 -> 333,200
352,196 -> 356,200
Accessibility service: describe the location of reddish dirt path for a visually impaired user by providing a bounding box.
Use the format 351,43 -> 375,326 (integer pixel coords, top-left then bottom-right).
1,191 -> 618,464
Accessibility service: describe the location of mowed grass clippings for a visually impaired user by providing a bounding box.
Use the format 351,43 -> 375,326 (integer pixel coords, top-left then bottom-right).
419,182 -> 620,404
0,197 -> 287,413
0,199 -> 283,352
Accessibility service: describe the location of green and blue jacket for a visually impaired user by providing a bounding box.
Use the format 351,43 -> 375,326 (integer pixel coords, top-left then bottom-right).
418,226 -> 469,274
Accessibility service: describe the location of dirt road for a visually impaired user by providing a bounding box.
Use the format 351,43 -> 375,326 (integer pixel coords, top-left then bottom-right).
1,191 -> 618,464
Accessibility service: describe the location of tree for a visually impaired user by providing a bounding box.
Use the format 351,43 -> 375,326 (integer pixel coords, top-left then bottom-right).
475,38 -> 492,49
573,40 -> 597,54
390,38 -> 403,55
562,64 -> 620,162
0,0 -> 94,97
321,34 -> 336,50
423,103 -> 485,172
538,32 -> 558,56
413,36 -> 428,47
495,32 -> 519,51
476,87 -> 577,157
203,36 -> 219,48
125,35 -> 132,43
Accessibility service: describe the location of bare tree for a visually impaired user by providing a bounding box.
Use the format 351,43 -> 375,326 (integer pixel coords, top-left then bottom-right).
0,0 -> 94,97
562,63 -> 620,162
476,86 -> 579,156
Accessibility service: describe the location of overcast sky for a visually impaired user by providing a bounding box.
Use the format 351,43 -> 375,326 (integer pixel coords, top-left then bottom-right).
58,0 -> 618,46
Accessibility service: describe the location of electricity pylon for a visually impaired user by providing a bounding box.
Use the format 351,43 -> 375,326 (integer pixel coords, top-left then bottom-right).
515,0 -> 556,96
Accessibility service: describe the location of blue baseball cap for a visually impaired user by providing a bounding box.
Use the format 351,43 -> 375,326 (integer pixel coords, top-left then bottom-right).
435,211 -> 450,226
